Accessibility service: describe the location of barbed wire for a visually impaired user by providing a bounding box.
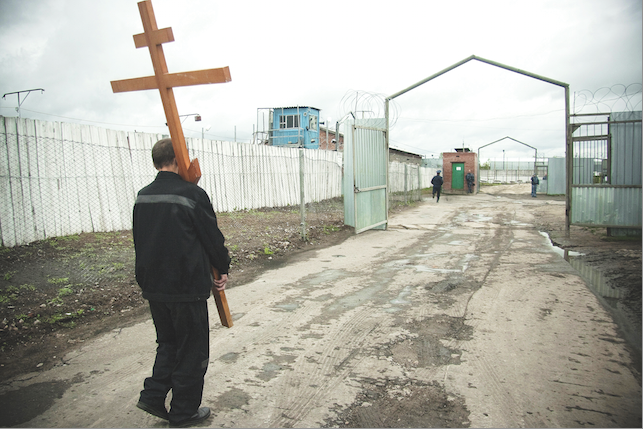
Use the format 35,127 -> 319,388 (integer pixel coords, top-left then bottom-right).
573,83 -> 642,114
337,90 -> 401,127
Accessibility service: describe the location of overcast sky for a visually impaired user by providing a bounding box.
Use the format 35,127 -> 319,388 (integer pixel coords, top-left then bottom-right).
1,0 -> 641,163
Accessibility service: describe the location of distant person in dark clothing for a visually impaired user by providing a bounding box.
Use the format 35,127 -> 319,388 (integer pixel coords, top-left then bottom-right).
133,138 -> 230,428
431,170 -> 443,202
531,174 -> 539,198
466,171 -> 475,193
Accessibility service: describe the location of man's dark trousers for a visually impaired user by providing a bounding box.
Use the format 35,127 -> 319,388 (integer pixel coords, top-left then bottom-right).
140,300 -> 209,423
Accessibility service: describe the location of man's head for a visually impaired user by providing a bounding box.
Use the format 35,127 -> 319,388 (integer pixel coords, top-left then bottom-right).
152,138 -> 177,170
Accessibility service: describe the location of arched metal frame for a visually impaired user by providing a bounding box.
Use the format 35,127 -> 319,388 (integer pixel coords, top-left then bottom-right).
385,55 -> 571,231
477,136 -> 538,188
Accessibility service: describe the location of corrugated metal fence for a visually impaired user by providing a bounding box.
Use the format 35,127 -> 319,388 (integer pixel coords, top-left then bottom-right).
1,116 -> 431,248
0,116 -> 343,247
569,111 -> 642,232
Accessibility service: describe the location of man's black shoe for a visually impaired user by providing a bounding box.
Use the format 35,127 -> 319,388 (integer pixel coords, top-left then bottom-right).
169,407 -> 211,428
136,400 -> 169,420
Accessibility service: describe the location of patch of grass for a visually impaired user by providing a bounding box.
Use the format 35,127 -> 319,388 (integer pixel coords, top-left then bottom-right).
57,287 -> 74,298
57,234 -> 80,242
322,225 -> 341,234
46,309 -> 84,326
47,297 -> 64,306
48,277 -> 70,285
47,236 -> 79,249
263,246 -> 274,255
3,270 -> 18,281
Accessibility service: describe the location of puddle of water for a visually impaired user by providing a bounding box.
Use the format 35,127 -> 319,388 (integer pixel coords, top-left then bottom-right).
540,231 -> 640,353
304,269 -> 348,286
383,259 -> 412,267
459,254 -> 478,272
506,220 -> 531,227
219,352 -> 240,363
454,213 -> 493,223
390,285 -> 414,305
411,265 -> 462,274
328,281 -> 389,312
565,257 -> 624,305
274,303 -> 298,312
539,232 -> 584,258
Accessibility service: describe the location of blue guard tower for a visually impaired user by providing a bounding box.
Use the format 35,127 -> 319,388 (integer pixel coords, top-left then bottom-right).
269,106 -> 320,149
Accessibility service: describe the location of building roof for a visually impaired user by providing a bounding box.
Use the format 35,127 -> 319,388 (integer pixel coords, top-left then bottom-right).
272,106 -> 321,111
389,147 -> 423,158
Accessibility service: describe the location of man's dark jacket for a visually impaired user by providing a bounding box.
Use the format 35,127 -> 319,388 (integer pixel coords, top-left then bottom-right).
431,175 -> 443,188
133,171 -> 230,302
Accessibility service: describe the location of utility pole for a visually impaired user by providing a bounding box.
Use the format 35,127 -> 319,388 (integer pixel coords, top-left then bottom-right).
2,88 -> 45,118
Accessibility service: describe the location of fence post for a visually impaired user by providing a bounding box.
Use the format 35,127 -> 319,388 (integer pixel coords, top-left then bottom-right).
404,164 -> 408,203
299,149 -> 307,241
417,165 -> 422,201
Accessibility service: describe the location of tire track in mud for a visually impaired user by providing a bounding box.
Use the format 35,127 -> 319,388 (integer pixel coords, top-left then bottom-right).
269,305 -> 379,427
314,205 -> 519,427
437,205 -> 532,427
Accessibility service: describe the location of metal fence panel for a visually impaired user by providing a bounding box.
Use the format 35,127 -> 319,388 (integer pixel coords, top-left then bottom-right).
611,111 -> 642,185
571,186 -> 642,227
547,157 -> 566,195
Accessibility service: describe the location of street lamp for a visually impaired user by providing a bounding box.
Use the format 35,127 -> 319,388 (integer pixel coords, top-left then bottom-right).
202,125 -> 211,140
166,113 -> 201,126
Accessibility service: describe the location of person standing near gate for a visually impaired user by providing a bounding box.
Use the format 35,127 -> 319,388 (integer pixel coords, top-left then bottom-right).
466,170 -> 475,193
531,174 -> 539,198
431,170 -> 443,202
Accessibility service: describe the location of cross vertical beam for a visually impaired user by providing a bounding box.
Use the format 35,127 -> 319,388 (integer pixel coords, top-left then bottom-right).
138,0 -> 190,181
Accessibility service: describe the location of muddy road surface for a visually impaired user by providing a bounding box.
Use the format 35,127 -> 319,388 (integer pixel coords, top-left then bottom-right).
1,185 -> 641,428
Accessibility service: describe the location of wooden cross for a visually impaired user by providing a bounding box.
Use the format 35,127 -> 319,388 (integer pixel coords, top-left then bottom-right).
111,0 -> 231,184
111,0 -> 233,327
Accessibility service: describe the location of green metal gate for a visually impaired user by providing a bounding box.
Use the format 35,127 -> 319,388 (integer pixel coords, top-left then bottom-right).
343,118 -> 388,234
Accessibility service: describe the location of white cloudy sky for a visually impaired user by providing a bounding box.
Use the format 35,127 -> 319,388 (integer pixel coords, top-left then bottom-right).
1,0 -> 641,163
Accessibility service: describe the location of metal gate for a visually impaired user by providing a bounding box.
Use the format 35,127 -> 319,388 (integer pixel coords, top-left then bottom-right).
343,118 -> 388,234
569,111 -> 642,233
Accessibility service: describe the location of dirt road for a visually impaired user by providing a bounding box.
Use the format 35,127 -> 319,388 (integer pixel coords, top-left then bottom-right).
2,185 -> 641,428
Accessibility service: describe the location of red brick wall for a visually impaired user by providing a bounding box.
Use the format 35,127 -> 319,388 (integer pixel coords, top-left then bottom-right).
441,152 -> 478,193
319,128 -> 344,151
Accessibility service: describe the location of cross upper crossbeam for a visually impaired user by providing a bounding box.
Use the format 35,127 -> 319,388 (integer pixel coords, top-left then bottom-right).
110,0 -> 231,184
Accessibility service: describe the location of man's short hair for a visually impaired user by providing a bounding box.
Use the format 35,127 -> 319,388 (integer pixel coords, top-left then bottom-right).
152,138 -> 176,169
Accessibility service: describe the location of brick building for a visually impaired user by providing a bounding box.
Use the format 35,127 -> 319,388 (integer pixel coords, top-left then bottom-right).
318,126 -> 344,151
389,148 -> 423,165
441,149 -> 478,194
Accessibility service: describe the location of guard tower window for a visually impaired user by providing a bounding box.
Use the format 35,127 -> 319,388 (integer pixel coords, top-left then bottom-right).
280,114 -> 300,129
309,115 -> 317,131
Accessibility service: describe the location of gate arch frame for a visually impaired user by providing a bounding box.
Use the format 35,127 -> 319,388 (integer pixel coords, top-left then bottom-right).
384,55 -> 571,229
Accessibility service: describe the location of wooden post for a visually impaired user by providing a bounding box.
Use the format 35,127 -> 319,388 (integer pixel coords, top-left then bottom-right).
111,0 -> 233,327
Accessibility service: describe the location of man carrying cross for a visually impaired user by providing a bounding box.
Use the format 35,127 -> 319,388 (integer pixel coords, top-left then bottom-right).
110,1 -> 233,426
133,138 -> 230,427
